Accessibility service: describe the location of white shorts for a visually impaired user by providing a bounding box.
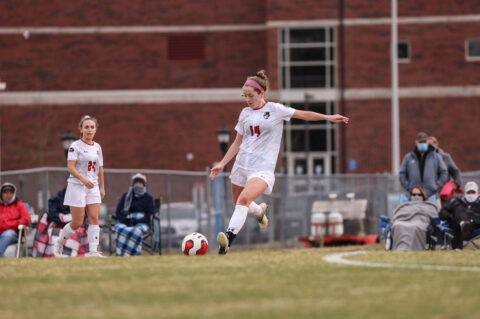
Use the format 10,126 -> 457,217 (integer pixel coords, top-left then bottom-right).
229,166 -> 275,195
64,183 -> 101,207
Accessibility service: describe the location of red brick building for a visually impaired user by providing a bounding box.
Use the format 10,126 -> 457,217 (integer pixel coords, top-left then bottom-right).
1,0 -> 480,174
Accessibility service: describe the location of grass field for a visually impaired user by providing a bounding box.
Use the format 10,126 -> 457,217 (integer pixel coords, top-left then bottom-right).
1,245 -> 479,319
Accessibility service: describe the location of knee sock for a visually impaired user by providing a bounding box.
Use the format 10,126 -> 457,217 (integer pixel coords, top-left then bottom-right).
227,205 -> 249,235
87,225 -> 100,253
58,223 -> 76,244
248,201 -> 263,218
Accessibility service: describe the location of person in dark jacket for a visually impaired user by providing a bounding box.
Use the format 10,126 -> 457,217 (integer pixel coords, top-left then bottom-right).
0,182 -> 30,257
399,132 -> 448,197
439,181 -> 480,249
114,173 -> 156,256
33,183 -> 89,257
428,136 -> 462,189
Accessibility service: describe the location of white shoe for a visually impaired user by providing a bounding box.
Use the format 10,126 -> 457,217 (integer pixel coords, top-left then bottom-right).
217,232 -> 229,255
257,203 -> 269,230
86,251 -> 106,258
53,239 -> 65,257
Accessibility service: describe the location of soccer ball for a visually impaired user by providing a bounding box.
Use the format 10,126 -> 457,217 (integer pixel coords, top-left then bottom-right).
181,232 -> 208,255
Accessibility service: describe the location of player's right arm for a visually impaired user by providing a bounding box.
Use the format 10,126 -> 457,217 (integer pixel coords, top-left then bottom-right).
210,133 -> 243,180
67,160 -> 94,189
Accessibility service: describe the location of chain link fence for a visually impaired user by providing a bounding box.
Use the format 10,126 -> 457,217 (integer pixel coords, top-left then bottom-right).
2,168 -> 480,253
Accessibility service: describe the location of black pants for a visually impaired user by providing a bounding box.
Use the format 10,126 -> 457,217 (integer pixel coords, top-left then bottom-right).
450,212 -> 480,249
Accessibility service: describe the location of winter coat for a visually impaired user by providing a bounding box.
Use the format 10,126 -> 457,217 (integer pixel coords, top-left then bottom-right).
0,200 -> 31,233
399,146 -> 449,197
115,192 -> 156,226
439,197 -> 480,226
47,188 -> 71,226
437,148 -> 462,188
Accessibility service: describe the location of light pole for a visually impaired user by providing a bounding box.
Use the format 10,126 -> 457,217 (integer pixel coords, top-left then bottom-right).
216,127 -> 231,232
60,131 -> 76,159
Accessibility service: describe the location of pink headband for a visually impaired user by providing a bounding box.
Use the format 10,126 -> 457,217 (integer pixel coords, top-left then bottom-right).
244,79 -> 265,93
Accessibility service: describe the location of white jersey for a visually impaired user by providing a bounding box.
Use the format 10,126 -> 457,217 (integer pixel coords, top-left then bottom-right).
67,139 -> 104,186
233,102 -> 295,172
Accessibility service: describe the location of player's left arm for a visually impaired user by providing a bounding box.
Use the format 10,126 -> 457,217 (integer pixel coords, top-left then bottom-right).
99,166 -> 105,200
292,110 -> 349,124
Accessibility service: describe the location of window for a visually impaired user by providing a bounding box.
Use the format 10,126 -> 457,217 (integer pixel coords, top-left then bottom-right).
280,27 -> 335,88
398,41 -> 410,62
466,38 -> 480,61
167,34 -> 205,61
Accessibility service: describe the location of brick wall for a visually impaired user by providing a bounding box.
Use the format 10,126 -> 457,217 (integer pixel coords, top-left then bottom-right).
0,102 -> 243,170
344,97 -> 480,173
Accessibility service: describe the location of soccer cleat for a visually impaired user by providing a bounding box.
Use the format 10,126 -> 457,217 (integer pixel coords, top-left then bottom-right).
53,239 -> 65,258
257,203 -> 269,230
217,232 -> 229,255
86,251 -> 106,258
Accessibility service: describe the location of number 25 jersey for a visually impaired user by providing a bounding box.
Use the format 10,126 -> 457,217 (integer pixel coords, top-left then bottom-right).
234,102 -> 295,172
67,139 -> 104,186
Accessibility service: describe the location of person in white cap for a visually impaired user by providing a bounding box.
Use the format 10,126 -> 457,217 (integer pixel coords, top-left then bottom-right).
439,181 -> 480,249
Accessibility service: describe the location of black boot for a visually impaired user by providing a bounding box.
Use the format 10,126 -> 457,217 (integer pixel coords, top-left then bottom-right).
217,231 -> 236,255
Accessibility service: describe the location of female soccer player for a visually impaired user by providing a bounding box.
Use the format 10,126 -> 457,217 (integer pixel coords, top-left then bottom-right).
210,70 -> 349,254
54,115 -> 106,257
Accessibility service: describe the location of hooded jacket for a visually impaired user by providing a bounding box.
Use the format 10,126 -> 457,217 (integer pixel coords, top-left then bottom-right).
399,145 -> 449,197
0,183 -> 31,233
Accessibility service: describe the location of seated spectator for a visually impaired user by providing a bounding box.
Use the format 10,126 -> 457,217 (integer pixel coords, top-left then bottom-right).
114,173 -> 156,256
391,186 -> 438,251
32,182 -> 89,257
439,181 -> 480,250
0,182 -> 30,257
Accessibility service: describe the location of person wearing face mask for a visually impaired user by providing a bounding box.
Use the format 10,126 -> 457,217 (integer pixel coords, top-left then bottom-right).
114,173 -> 156,256
390,186 -> 438,251
439,181 -> 480,249
0,183 -> 31,257
399,132 -> 448,198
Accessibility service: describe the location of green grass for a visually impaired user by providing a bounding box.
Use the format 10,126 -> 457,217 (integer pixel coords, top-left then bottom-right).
1,246 -> 479,319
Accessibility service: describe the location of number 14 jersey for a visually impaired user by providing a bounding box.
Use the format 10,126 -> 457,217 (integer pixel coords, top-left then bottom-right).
234,102 -> 295,172
67,139 -> 104,186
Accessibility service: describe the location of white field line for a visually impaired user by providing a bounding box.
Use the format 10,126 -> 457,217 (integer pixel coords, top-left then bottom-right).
323,251 -> 480,272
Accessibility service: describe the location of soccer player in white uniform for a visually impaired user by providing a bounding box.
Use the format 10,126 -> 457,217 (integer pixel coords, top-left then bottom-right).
54,115 -> 106,257
210,70 -> 349,254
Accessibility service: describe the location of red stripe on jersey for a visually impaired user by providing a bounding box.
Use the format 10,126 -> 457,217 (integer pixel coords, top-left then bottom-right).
252,101 -> 268,111
80,139 -> 94,146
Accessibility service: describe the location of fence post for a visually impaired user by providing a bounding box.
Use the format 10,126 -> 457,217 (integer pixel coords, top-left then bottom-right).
165,174 -> 172,253
205,167 -> 213,248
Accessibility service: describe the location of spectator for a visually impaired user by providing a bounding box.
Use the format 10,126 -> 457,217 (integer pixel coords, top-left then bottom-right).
399,132 -> 448,197
0,182 -> 30,257
32,182 -> 89,257
439,181 -> 480,250
391,186 -> 438,251
428,136 -> 462,188
114,173 -> 156,256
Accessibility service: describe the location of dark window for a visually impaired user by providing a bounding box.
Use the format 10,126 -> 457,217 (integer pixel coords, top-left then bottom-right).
168,34 -> 205,61
398,42 -> 410,60
290,28 -> 325,43
467,39 -> 480,59
290,48 -> 326,61
291,130 -> 306,152
309,130 -> 327,151
290,66 -> 326,88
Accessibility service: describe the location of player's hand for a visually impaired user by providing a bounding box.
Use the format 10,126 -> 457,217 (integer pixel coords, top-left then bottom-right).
210,164 -> 224,180
327,114 -> 349,124
100,188 -> 105,200
83,179 -> 95,189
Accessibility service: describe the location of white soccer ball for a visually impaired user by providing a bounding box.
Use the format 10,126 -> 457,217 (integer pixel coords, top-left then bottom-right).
181,232 -> 208,255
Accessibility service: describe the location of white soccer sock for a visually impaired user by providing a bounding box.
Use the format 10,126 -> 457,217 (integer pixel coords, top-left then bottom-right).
58,223 -> 76,244
227,205 -> 249,235
248,201 -> 263,218
87,224 -> 100,253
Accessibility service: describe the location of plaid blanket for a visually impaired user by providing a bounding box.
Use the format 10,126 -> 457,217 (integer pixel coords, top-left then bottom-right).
32,213 -> 89,257
115,212 -> 150,256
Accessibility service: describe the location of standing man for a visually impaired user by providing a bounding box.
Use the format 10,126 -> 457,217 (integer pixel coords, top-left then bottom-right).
399,132 -> 448,197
